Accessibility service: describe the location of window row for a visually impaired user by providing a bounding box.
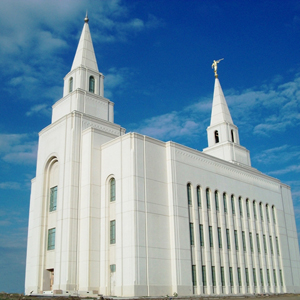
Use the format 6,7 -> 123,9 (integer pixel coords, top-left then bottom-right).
187,184 -> 277,223
68,76 -> 96,93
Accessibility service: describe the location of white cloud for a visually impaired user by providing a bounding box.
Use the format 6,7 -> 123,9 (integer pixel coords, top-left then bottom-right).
0,182 -> 21,190
268,165 -> 300,176
26,104 -> 51,117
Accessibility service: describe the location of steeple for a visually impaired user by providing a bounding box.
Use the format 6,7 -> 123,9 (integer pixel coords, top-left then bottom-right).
203,63 -> 251,166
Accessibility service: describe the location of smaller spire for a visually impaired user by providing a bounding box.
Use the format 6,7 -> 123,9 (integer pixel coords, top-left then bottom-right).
84,11 -> 89,23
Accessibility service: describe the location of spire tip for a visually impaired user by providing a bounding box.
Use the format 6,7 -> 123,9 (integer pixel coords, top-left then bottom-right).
84,11 -> 89,23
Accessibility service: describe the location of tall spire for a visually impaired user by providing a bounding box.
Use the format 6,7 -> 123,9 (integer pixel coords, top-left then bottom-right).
71,14 -> 99,72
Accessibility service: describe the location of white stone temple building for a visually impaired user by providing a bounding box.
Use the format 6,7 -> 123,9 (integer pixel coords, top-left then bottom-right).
25,16 -> 300,297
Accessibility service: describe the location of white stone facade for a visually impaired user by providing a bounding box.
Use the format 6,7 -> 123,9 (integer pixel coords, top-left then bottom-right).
25,18 -> 300,297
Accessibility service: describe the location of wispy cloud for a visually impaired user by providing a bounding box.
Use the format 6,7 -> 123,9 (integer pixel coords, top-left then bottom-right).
26,104 -> 51,117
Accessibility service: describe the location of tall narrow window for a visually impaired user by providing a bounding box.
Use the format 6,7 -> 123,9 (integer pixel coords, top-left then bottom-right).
226,229 -> 231,249
89,76 -> 95,93
212,266 -> 216,286
270,236 -> 274,255
189,223 -> 194,246
267,269 -> 270,286
256,234 -> 261,253
206,188 -> 210,209
239,197 -> 243,217
263,234 -> 267,254
273,269 -> 277,286
209,226 -> 213,247
272,206 -> 276,224
49,186 -> 57,212
200,224 -> 204,246
249,232 -> 254,252
215,130 -> 219,143
202,266 -> 207,286
187,183 -> 192,205
246,199 -> 250,218
253,201 -> 257,219
234,230 -> 239,251
215,191 -> 219,211
231,195 -> 235,215
266,205 -> 270,222
69,77 -> 73,92
218,227 -> 222,248
110,220 -> 116,244
229,267 -> 234,286
260,268 -> 264,286
280,270 -> 283,286
237,267 -> 242,287
245,268 -> 249,287
110,264 -> 116,272
192,265 -> 197,286
223,193 -> 227,213
110,178 -> 116,202
47,228 -> 56,250
242,231 -> 246,251
231,129 -> 235,142
260,202 -> 263,221
276,236 -> 280,255
253,268 -> 257,287
197,186 -> 201,207
221,267 -> 225,286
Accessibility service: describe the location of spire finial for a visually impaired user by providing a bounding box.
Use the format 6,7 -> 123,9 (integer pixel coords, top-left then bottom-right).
84,11 -> 89,23
211,58 -> 224,78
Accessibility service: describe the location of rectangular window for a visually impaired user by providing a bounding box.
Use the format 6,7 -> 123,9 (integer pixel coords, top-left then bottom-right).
246,200 -> 250,218
221,267 -> 225,286
239,198 -> 243,217
245,268 -> 249,287
260,268 -> 264,286
276,237 -> 280,256
267,269 -> 270,286
270,235 -> 273,255
242,231 -> 246,251
226,229 -> 231,250
110,264 -> 116,272
190,223 -> 194,246
249,232 -> 253,252
237,267 -> 242,287
197,187 -> 201,207
110,178 -> 115,202
47,228 -> 56,250
209,226 -> 213,247
253,268 -> 257,286
280,269 -> 283,286
215,192 -> 219,211
202,266 -> 207,286
200,224 -> 204,246
110,220 -> 116,244
273,269 -> 277,286
218,227 -> 222,248
206,189 -> 210,209
256,234 -> 260,253
234,230 -> 238,251
192,265 -> 197,286
229,267 -> 234,286
212,266 -> 216,286
49,186 -> 57,212
263,234 -> 267,254
231,196 -> 235,215
223,194 -> 227,213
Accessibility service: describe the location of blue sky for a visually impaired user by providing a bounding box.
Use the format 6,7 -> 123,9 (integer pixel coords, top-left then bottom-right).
0,0 -> 300,293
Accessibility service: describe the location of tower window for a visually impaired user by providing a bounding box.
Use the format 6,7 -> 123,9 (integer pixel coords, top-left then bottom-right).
110,178 -> 116,202
47,228 -> 56,250
110,220 -> 116,244
69,77 -> 73,92
231,129 -> 234,142
214,130 -> 219,143
49,186 -> 57,212
187,183 -> 192,205
89,76 -> 95,93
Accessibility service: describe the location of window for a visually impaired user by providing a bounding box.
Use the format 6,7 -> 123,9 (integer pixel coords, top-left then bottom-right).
267,269 -> 270,286
260,202 -> 263,221
237,267 -> 242,287
266,205 -> 270,222
218,227 -> 222,248
49,186 -> 57,212
231,129 -> 235,142
256,234 -> 260,253
189,223 -> 194,246
209,226 -> 213,247
110,264 -> 116,272
47,228 -> 56,250
246,199 -> 250,218
253,201 -> 257,219
200,224 -> 204,246
270,236 -> 274,255
226,229 -> 231,249
202,266 -> 207,286
280,269 -> 283,286
249,232 -> 253,252
276,236 -> 280,255
221,267 -> 225,286
229,267 -> 234,286
192,265 -> 197,286
242,231 -> 246,251
110,220 -> 116,244
110,178 -> 116,202
223,193 -> 227,213
272,206 -> 276,224
260,268 -> 264,286
234,230 -> 238,251
197,186 -> 201,207
206,188 -> 210,209
215,130 -> 219,143
263,234 -> 267,254
187,183 -> 192,205
212,266 -> 216,286
231,195 -> 235,214
239,197 -> 243,217
273,269 -> 277,286
253,268 -> 257,286
245,268 -> 249,287
69,77 -> 73,92
89,76 -> 95,93
215,191 -> 219,211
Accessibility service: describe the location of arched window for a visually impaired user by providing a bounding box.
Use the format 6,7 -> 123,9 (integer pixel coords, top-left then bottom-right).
253,201 -> 257,219
197,186 -> 201,207
239,197 -> 243,217
223,193 -> 227,213
266,204 -> 270,222
48,158 -> 59,212
231,195 -> 235,214
187,183 -> 192,205
231,129 -> 235,142
206,188 -> 210,209
259,202 -> 263,221
110,178 -> 115,202
89,76 -> 95,93
214,130 -> 219,143
215,191 -> 219,211
272,205 -> 276,224
69,77 -> 73,92
246,199 -> 250,218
